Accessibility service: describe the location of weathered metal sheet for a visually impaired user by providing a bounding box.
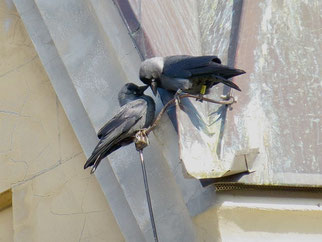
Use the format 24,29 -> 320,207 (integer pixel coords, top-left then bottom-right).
174,0 -> 251,179
116,0 -> 322,187
219,0 -> 322,186
176,97 -> 256,178
176,0 -> 322,186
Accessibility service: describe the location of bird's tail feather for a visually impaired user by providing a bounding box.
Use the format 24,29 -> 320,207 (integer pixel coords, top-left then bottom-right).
217,66 -> 245,79
84,153 -> 99,170
220,79 -> 241,91
213,75 -> 241,91
90,155 -> 102,174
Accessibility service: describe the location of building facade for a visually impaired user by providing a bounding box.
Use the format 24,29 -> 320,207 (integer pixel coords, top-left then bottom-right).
0,0 -> 321,241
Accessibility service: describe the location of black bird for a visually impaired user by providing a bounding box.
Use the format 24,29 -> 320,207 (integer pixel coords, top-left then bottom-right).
139,55 -> 246,95
117,83 -> 151,107
84,83 -> 155,173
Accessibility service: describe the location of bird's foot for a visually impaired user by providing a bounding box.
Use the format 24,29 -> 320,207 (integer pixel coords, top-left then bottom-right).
195,93 -> 204,102
196,85 -> 207,102
135,129 -> 150,151
174,89 -> 183,104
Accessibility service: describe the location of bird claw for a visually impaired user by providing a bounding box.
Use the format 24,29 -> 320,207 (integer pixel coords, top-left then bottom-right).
174,89 -> 183,104
195,94 -> 204,102
196,85 -> 207,102
135,129 -> 150,151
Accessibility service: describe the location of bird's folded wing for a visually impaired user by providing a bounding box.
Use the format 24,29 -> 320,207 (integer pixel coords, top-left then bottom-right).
188,62 -> 245,78
93,114 -> 141,155
97,99 -> 147,139
84,100 -> 147,169
163,55 -> 222,78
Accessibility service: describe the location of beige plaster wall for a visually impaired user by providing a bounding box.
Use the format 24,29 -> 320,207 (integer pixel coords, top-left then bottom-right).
193,191 -> 322,242
194,206 -> 322,242
0,1 -> 124,241
0,206 -> 13,242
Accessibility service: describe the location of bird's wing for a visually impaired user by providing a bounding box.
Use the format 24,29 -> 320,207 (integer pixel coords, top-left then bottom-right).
163,55 -> 222,78
84,100 -> 147,168
188,62 -> 245,79
92,113 -> 140,155
97,100 -> 146,139
85,100 -> 147,169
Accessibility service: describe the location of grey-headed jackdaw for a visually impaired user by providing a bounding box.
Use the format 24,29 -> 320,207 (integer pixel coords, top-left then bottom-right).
139,55 -> 245,95
84,83 -> 155,173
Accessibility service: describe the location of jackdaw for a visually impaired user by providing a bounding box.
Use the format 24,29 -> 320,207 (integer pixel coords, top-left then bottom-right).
84,83 -> 155,173
139,55 -> 245,95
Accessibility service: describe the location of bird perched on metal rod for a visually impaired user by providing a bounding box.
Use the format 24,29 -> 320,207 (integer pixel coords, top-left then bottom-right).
84,83 -> 155,173
139,55 -> 245,96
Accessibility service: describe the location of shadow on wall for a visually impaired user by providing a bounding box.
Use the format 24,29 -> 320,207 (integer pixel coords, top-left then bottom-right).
217,0 -> 244,158
193,202 -> 223,242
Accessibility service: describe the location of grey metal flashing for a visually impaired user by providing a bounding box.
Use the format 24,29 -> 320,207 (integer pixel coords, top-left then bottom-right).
13,0 -> 197,241
13,0 -> 145,241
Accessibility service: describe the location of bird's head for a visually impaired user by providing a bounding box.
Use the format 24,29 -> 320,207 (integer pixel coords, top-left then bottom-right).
139,57 -> 164,96
122,83 -> 149,96
118,83 -> 149,106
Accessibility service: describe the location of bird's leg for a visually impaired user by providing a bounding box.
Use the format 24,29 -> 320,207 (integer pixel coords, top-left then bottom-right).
196,84 -> 207,102
134,129 -> 150,151
174,89 -> 183,104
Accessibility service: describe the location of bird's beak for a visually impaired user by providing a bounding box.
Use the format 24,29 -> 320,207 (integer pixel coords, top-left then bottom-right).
151,80 -> 158,96
138,85 -> 149,95
218,65 -> 246,79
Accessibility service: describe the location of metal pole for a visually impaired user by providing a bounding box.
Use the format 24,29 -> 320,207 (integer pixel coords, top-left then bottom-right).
138,150 -> 158,242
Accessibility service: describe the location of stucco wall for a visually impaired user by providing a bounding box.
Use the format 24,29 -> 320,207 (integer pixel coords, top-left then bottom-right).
0,206 -> 13,242
193,189 -> 322,242
194,203 -> 322,242
0,1 -> 124,241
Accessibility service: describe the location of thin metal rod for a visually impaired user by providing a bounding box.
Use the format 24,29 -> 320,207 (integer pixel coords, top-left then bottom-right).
135,94 -> 234,240
138,150 -> 158,242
